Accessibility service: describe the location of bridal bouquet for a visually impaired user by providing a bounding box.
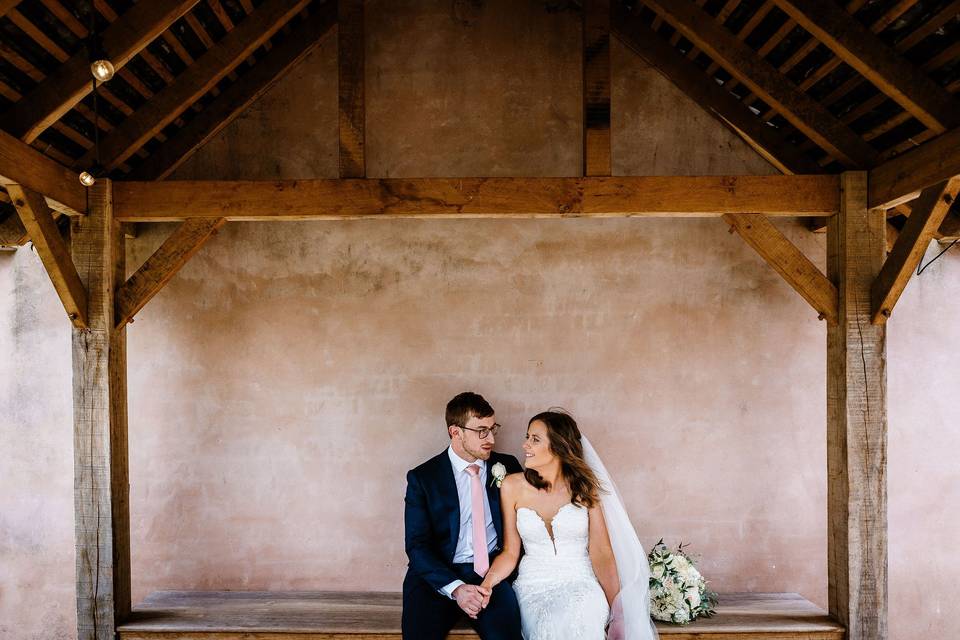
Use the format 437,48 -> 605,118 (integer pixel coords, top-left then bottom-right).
647,539 -> 718,625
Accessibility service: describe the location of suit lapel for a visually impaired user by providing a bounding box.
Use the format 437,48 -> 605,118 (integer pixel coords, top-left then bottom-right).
486,456 -> 504,544
438,451 -> 461,554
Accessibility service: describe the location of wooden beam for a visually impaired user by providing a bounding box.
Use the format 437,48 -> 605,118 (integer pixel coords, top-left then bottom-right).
338,0 -> 365,178
773,0 -> 959,134
724,213 -> 838,323
827,171 -> 887,640
7,184 -> 87,326
112,175 -> 840,221
644,0 -> 878,168
0,128 -> 86,214
612,9 -> 822,175
71,179 -> 131,640
128,4 -> 336,181
115,218 -> 226,327
885,221 -> 899,253
1,0 -> 200,143
0,0 -> 20,18
871,177 -> 960,322
583,0 -> 611,176
76,0 -> 312,173
868,126 -> 960,209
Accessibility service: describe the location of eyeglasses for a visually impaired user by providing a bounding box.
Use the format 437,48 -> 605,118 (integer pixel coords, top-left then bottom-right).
459,424 -> 502,440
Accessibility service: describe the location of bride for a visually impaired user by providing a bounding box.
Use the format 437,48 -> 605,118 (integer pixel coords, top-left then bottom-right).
478,410 -> 658,640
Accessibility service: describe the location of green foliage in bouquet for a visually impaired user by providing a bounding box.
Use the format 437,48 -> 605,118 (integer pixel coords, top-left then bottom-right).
647,539 -> 718,625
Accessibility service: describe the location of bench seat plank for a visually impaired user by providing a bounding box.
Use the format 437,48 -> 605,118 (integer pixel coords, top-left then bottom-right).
118,591 -> 844,639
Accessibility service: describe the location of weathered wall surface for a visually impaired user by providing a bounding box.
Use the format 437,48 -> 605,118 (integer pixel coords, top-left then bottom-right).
1,2 -> 956,639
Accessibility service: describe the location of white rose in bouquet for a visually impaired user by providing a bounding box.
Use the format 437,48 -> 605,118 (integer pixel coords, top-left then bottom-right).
647,539 -> 717,625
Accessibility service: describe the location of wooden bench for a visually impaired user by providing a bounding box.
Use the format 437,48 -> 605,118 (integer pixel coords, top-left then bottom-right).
118,591 -> 844,639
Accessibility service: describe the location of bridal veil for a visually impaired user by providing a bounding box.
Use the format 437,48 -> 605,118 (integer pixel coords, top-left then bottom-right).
581,435 -> 659,640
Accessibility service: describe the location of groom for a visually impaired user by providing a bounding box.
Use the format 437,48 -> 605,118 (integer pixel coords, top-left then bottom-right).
402,392 -> 524,640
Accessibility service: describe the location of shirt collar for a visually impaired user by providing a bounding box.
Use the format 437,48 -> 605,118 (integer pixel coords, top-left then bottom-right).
447,445 -> 486,475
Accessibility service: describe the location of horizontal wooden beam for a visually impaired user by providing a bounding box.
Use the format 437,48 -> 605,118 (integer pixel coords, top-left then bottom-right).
77,0 -> 311,172
128,3 -> 336,181
869,126 -> 960,209
724,212 -> 838,324
112,175 -> 841,221
774,0 -> 960,133
116,218 -> 226,327
612,8 -> 822,175
7,184 -> 88,326
0,128 -> 86,214
871,177 -> 960,323
644,0 -> 878,168
1,0 -> 200,143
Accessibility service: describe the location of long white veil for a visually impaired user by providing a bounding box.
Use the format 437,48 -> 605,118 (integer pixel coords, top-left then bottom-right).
581,435 -> 659,640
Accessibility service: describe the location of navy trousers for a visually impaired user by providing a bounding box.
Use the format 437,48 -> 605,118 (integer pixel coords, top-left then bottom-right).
402,562 -> 523,640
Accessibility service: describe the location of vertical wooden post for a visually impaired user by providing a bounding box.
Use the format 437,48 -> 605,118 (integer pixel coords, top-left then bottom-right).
826,171 -> 887,640
583,0 -> 611,176
338,0 -> 365,178
72,178 -> 131,640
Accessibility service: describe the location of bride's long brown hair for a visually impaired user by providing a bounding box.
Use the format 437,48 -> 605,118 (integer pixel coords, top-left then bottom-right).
524,410 -> 603,509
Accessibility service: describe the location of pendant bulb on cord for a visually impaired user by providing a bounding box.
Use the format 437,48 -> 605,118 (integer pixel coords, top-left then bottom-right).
81,3 -> 107,187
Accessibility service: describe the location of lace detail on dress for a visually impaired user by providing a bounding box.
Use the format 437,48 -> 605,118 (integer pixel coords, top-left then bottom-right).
513,503 -> 609,640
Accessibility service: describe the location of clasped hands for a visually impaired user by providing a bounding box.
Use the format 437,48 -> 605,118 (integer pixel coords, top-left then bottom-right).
452,582 -> 494,619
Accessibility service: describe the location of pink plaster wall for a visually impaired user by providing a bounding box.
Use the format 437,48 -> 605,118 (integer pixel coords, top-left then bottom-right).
1,2 -> 957,639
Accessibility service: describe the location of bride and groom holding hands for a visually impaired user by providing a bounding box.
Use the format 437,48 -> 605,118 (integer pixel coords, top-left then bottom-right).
402,392 -> 658,640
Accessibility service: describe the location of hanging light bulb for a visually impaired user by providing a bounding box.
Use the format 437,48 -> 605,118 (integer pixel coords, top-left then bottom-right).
79,171 -> 96,187
90,58 -> 115,82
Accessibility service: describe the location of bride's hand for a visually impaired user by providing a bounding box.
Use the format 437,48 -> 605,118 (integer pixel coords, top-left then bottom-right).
478,582 -> 493,609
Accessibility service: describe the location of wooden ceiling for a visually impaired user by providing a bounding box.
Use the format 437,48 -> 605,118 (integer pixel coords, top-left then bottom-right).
0,0 -> 958,245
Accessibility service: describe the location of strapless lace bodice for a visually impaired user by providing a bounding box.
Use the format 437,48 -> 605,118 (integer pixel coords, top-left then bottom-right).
513,503 -> 609,639
516,503 -> 590,559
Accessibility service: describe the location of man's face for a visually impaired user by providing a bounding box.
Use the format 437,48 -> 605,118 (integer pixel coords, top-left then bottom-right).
451,414 -> 497,462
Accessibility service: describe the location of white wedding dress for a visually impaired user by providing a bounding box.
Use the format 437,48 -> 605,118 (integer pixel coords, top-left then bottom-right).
513,503 -> 609,640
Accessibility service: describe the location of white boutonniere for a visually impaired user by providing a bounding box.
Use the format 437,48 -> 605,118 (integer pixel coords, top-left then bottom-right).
490,462 -> 507,488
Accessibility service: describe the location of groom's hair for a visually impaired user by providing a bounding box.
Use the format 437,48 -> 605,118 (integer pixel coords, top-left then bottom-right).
445,392 -> 494,432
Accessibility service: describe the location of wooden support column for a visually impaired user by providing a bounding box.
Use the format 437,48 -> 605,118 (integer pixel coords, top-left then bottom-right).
583,0 -> 611,176
826,171 -> 887,640
338,0 -> 365,178
71,179 -> 131,640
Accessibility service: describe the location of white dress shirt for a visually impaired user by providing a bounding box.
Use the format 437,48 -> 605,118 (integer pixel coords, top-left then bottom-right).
441,446 -> 499,598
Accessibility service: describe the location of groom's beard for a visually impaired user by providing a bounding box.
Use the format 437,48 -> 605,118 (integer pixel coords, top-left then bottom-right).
460,437 -> 493,461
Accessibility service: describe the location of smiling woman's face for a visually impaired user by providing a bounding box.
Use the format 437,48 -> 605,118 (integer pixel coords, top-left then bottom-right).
522,420 -> 555,469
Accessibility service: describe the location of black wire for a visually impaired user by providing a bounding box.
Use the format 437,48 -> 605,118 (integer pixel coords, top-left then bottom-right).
87,2 -> 101,172
916,238 -> 959,276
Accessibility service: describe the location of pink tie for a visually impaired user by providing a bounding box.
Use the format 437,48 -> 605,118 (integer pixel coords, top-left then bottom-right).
465,464 -> 489,577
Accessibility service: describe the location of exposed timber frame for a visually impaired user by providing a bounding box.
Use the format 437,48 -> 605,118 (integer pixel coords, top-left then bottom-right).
71,179 -> 131,640
129,4 -> 337,182
826,172 -> 888,640
0,0 -> 201,144
110,175 -> 840,221
583,0 -> 611,177
338,0 -> 365,179
8,184 -> 88,326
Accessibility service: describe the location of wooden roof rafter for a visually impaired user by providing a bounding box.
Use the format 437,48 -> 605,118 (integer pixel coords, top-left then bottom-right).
638,0 -> 881,167
772,0 -> 960,134
72,0 -> 312,174
130,3 -> 337,181
1,0 -> 201,144
613,4 -> 823,175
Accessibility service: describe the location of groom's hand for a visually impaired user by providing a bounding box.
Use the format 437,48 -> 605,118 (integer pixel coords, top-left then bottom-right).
453,584 -> 489,619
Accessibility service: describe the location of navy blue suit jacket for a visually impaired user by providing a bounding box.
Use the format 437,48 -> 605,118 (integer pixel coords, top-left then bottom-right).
404,449 -> 523,591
